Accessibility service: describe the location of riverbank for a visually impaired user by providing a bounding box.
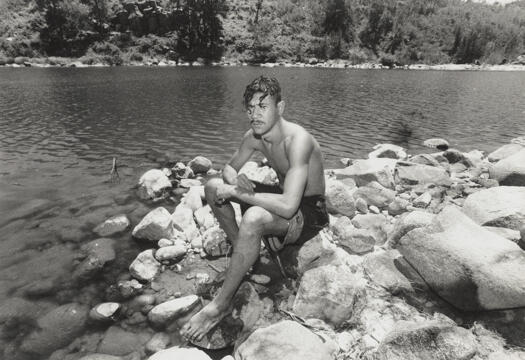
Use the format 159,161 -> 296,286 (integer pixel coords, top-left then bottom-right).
2,56 -> 525,71
3,136 -> 525,360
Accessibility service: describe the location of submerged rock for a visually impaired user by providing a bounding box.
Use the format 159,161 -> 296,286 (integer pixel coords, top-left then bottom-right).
97,325 -> 152,356
20,303 -> 89,356
235,320 -> 337,360
93,214 -> 130,237
399,206 -> 525,311
73,238 -> 116,280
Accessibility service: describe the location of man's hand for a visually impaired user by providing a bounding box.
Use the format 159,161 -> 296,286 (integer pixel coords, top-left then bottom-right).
236,174 -> 255,194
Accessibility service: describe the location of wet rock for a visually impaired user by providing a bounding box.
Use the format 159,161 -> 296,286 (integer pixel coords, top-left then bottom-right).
235,320 -> 337,360
129,250 -> 161,282
395,161 -> 451,186
187,156 -> 212,174
97,325 -> 152,356
202,226 -> 230,257
333,158 -> 396,189
325,178 -> 356,217
387,210 -> 435,247
145,332 -> 171,354
368,143 -> 407,160
463,186 -> 525,230
387,197 -> 410,216
93,214 -> 130,237
132,207 -> 178,242
154,240 -> 187,261
399,206 -> 525,310
354,181 -> 395,209
73,238 -> 116,280
363,250 -> 413,295
148,346 -> 212,360
413,192 -> 431,208
89,303 -> 121,322
20,303 -> 89,356
293,264 -> 366,327
194,205 -> 216,230
238,161 -> 278,185
423,138 -> 449,151
147,295 -> 200,326
172,204 -> 199,242
488,143 -> 523,162
490,148 -> 525,185
138,169 -> 172,199
118,279 -> 143,299
373,321 -> 477,360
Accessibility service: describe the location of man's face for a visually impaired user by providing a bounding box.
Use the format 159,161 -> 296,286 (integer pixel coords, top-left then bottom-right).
245,92 -> 281,136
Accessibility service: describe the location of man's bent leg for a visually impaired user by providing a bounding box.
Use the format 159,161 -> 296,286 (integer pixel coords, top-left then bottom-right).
180,206 -> 289,342
205,178 -> 239,245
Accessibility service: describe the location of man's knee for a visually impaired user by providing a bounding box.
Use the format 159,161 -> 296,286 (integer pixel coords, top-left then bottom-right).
241,206 -> 268,232
204,177 -> 223,200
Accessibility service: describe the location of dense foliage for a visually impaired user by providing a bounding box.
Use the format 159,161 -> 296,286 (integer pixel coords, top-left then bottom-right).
1,0 -> 524,64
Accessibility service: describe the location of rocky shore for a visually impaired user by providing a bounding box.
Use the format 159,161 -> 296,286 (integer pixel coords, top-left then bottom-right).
2,56 -> 525,71
3,138 -> 525,360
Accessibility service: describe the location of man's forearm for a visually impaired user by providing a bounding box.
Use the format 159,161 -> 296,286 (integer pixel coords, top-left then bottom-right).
231,188 -> 298,219
222,164 -> 238,185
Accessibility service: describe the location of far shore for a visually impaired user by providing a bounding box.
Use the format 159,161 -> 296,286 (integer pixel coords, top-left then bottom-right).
2,56 -> 525,71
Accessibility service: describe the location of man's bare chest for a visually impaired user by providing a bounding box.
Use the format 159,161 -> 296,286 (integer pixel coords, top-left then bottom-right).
259,141 -> 290,176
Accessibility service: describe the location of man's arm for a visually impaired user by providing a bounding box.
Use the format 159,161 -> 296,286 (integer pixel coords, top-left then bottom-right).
221,133 -> 313,219
222,131 -> 256,185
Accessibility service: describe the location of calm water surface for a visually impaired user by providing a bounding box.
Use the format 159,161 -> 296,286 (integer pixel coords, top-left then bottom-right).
0,67 -> 524,358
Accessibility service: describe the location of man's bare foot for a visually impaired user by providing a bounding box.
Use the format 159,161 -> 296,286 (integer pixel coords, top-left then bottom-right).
180,301 -> 230,342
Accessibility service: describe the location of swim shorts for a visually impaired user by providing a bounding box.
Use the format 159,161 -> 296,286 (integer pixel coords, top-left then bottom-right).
239,182 -> 329,251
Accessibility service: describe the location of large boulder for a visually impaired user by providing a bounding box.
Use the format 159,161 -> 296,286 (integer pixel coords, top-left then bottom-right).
129,249 -> 161,282
488,143 -> 523,162
325,178 -> 356,217
387,210 -> 435,247
373,321 -> 477,360
20,303 -> 89,356
395,161 -> 451,186
332,158 -> 396,189
132,207 -> 179,242
398,206 -> 525,310
138,169 -> 172,199
463,186 -> 525,230
234,320 -> 337,360
293,264 -> 366,327
490,148 -> 525,186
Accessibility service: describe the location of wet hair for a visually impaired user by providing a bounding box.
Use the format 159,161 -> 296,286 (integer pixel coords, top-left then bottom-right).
243,76 -> 282,108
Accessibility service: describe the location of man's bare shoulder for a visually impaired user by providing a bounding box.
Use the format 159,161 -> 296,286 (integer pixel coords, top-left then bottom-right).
283,121 -> 316,149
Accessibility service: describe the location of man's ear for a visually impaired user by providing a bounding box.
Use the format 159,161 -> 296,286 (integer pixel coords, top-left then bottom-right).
278,100 -> 285,115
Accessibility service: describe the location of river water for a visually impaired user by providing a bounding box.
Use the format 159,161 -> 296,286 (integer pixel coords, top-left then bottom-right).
0,66 -> 524,358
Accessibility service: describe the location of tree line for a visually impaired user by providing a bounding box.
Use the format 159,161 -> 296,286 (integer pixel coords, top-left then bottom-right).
1,0 -> 524,65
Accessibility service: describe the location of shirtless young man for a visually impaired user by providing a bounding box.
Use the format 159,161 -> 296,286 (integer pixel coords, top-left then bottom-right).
180,76 -> 329,342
